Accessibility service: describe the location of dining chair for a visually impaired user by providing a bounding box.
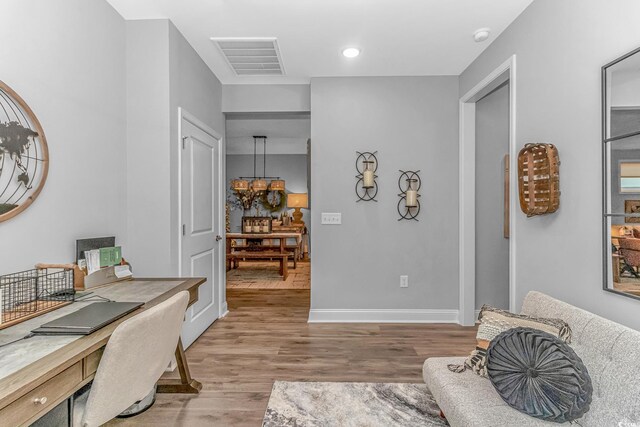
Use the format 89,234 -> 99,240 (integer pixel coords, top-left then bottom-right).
73,291 -> 190,427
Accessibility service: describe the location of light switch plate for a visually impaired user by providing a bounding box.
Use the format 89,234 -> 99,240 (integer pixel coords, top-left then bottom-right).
400,275 -> 409,288
321,213 -> 342,225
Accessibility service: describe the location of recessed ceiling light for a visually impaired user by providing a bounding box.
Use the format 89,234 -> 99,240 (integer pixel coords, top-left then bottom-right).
473,28 -> 491,43
342,47 -> 360,58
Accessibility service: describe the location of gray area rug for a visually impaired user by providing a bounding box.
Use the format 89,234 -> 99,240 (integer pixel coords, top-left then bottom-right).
262,381 -> 448,427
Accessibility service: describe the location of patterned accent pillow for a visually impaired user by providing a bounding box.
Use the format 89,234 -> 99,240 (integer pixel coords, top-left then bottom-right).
465,305 -> 572,377
487,328 -> 592,423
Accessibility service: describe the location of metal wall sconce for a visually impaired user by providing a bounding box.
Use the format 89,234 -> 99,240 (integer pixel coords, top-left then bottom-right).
355,151 -> 378,202
397,170 -> 421,221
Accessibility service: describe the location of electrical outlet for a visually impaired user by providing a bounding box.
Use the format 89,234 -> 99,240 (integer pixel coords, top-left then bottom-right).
321,213 -> 342,225
400,275 -> 409,288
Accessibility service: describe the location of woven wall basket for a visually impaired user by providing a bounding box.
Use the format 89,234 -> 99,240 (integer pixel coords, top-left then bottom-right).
518,143 -> 560,217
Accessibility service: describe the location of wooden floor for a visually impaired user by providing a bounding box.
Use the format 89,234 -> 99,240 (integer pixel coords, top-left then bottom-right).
109,289 -> 477,426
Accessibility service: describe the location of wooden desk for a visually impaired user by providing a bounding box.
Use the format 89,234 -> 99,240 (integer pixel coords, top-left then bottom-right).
0,277 -> 205,426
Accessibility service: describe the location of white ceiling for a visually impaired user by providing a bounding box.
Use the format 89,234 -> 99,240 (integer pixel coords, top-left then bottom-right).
226,115 -> 310,155
106,0 -> 533,84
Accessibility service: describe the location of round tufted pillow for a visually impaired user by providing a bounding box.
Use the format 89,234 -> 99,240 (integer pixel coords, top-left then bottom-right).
486,327 -> 592,423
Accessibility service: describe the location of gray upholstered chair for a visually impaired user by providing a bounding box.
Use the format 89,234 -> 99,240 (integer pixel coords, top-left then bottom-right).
73,291 -> 189,427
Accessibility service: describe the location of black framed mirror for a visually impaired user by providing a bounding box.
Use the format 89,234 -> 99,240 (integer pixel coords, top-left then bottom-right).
603,46 -> 640,301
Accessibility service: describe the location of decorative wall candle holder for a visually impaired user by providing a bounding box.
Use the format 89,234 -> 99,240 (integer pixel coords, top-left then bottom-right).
355,151 -> 379,202
397,170 -> 421,221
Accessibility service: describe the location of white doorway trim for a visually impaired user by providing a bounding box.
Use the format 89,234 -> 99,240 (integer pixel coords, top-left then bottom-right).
177,107 -> 228,319
459,55 -> 517,326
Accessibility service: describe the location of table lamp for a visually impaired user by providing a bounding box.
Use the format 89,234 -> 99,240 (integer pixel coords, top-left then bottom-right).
287,193 -> 308,225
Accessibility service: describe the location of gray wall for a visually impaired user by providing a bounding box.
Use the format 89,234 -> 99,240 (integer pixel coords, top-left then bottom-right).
460,0 -> 640,330
222,85 -> 310,113
310,76 -> 459,310
0,0 -> 127,272
475,84 -> 510,309
126,20 -> 171,276
226,154 -> 310,233
126,19 -> 225,276
168,21 -> 226,276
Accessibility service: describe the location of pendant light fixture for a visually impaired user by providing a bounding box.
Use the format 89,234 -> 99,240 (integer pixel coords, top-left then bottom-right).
231,136 -> 285,207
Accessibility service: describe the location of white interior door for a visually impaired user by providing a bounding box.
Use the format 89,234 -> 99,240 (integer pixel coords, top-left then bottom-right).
180,114 -> 222,348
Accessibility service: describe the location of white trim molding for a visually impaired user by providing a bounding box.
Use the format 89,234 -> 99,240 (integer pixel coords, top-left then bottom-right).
220,301 -> 229,318
459,55 -> 517,326
308,309 -> 459,323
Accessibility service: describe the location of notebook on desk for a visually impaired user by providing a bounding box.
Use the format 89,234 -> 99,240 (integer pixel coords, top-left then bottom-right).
31,302 -> 143,335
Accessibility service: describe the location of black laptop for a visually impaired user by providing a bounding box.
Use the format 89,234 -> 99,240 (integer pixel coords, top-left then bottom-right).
32,302 -> 143,336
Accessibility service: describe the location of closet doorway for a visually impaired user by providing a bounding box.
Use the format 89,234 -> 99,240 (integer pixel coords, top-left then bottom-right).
459,56 -> 517,326
475,82 -> 510,314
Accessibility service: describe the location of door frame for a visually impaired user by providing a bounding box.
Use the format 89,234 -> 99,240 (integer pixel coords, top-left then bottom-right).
177,107 -> 228,319
458,55 -> 517,326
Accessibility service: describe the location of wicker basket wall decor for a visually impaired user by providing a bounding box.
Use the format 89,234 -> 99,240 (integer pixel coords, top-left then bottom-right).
517,143 -> 560,217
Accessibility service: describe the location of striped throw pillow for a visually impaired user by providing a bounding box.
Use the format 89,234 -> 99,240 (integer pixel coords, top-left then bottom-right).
465,305 -> 572,377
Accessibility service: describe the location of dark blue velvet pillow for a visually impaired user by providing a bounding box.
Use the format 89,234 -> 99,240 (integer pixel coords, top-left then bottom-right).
486,327 -> 592,423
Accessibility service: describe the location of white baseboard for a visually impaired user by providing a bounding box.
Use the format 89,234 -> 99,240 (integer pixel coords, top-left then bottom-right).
220,301 -> 229,318
308,308 -> 459,323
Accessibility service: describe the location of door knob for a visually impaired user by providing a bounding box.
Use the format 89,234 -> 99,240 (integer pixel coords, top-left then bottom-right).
216,235 -> 223,241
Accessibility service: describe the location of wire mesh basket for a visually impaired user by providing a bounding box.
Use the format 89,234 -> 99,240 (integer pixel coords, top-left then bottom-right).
0,267 -> 75,329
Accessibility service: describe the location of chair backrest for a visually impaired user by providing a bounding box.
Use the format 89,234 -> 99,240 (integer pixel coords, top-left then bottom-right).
618,237 -> 640,266
80,291 -> 189,427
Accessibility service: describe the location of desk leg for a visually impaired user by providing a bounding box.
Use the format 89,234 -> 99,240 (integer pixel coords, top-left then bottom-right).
157,338 -> 202,394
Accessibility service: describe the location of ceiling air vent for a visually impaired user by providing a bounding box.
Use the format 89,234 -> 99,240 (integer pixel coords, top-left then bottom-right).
211,37 -> 285,76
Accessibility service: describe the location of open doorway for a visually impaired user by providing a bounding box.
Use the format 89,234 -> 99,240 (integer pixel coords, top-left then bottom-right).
459,56 -> 517,326
224,112 -> 311,292
475,82 -> 510,313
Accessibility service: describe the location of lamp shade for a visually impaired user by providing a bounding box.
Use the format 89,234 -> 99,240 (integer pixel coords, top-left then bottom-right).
231,179 -> 249,191
287,193 -> 308,209
269,179 -> 286,191
251,179 -> 268,192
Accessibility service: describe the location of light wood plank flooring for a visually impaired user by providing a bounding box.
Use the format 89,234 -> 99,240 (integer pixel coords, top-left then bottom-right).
109,289 -> 477,426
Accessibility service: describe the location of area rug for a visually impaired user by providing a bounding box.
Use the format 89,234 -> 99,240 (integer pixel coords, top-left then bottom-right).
227,261 -> 310,289
262,381 -> 448,427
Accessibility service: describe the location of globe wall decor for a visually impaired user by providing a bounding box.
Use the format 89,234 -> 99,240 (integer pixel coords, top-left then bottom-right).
0,81 -> 48,222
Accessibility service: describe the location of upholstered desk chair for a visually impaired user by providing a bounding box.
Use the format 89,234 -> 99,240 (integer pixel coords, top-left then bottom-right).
74,291 -> 190,427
